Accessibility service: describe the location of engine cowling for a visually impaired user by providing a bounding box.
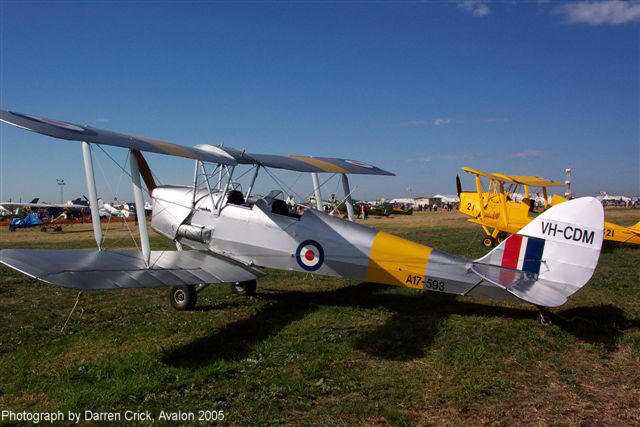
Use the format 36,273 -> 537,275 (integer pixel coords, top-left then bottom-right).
151,186 -> 200,240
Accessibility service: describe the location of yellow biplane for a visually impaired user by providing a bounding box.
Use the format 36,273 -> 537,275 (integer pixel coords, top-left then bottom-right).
457,167 -> 640,247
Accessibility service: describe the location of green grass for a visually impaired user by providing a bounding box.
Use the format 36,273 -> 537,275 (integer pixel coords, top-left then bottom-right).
1,216 -> 639,424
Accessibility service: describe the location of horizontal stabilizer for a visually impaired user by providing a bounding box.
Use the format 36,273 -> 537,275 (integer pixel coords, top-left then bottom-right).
0,249 -> 264,290
471,263 -> 569,307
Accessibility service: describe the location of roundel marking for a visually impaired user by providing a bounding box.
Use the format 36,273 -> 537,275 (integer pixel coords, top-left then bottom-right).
345,159 -> 374,169
296,240 -> 325,271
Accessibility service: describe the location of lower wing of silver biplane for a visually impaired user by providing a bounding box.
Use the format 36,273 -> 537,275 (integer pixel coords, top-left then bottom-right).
0,249 -> 264,289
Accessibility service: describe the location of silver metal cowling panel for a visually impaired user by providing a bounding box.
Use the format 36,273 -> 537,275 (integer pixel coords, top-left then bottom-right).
151,186 -> 201,240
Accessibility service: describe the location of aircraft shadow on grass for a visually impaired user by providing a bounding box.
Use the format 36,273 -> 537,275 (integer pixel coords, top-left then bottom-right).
161,283 -> 638,368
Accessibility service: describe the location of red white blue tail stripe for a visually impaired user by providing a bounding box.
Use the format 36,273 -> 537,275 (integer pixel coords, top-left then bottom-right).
500,234 -> 546,275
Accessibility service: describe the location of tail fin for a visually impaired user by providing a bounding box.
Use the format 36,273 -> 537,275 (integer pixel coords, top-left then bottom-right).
30,198 -> 39,204
631,221 -> 640,232
472,197 -> 604,307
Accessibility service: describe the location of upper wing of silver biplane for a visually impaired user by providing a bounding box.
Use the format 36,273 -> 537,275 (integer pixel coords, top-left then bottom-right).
0,109 -> 237,165
196,144 -> 395,176
0,249 -> 265,290
1,109 -> 392,175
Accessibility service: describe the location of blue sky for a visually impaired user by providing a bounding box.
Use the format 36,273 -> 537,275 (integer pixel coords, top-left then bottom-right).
1,0 -> 638,203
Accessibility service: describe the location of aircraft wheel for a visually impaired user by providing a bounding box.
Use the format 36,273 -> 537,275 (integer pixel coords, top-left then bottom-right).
169,285 -> 197,311
230,279 -> 257,296
482,236 -> 496,248
496,233 -> 508,244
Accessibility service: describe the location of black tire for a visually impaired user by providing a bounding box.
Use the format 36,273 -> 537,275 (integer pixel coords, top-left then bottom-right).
496,232 -> 509,244
482,236 -> 496,248
230,279 -> 257,296
169,285 -> 197,311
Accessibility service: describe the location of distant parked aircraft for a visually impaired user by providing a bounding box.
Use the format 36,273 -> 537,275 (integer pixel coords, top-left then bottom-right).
0,197 -> 87,219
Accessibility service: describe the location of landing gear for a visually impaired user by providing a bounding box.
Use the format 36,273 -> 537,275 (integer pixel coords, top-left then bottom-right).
536,306 -> 552,326
496,232 -> 508,244
169,285 -> 197,311
481,236 -> 496,248
230,279 -> 257,296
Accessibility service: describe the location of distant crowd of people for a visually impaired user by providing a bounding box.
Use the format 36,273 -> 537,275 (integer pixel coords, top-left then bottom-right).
601,200 -> 638,208
414,203 -> 459,212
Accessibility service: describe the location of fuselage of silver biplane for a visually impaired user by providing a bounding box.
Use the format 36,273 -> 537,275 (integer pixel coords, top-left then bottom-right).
151,185 -> 519,303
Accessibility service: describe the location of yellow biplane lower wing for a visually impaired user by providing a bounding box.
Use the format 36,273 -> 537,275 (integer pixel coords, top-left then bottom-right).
604,221 -> 640,244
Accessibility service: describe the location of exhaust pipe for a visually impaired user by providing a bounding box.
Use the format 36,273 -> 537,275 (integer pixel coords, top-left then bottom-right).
176,224 -> 212,244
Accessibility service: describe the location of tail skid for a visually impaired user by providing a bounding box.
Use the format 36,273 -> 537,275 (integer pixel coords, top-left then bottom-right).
472,197 -> 604,307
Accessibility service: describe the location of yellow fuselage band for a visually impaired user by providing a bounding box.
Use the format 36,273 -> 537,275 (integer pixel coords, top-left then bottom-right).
366,232 -> 432,289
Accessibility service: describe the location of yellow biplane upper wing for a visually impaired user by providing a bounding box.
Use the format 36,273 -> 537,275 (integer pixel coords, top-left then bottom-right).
462,168 -> 517,184
463,167 -> 492,178
462,167 -> 507,181
462,168 -> 561,187
509,176 -> 562,187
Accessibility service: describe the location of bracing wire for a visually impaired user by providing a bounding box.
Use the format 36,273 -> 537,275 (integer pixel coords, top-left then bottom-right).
317,173 -> 337,197
262,167 -> 339,205
93,146 -> 140,252
290,172 -> 303,192
262,167 -> 307,202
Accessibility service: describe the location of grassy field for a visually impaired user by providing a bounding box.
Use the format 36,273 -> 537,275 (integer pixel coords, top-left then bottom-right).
0,208 -> 638,425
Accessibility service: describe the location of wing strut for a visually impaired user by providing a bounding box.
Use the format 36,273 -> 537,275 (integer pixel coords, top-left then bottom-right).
246,165 -> 260,198
199,161 -> 215,209
191,160 -> 199,208
81,142 -> 103,250
341,173 -> 355,222
130,150 -> 151,267
311,172 -> 323,211
216,166 -> 235,214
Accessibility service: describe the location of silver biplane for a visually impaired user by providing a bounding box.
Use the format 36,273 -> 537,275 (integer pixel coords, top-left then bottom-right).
0,110 -> 605,311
